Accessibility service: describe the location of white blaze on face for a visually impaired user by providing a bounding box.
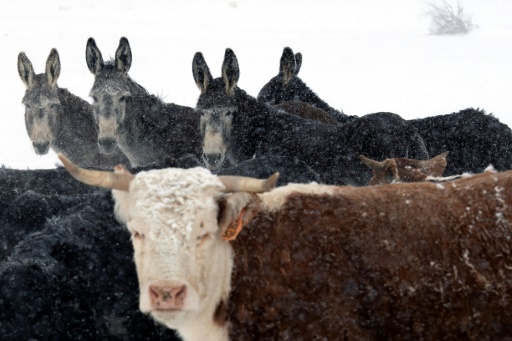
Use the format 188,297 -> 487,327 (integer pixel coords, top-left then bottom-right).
113,167 -> 234,336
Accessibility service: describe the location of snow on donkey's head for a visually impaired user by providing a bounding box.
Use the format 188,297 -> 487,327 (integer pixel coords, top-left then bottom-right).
58,153 -> 278,340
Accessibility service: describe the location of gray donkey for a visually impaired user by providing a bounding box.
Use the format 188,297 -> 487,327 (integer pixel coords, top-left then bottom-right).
18,49 -> 130,169
85,37 -> 201,167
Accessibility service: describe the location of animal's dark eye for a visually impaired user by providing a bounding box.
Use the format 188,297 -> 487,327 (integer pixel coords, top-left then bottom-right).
196,233 -> 211,246
226,111 -> 234,116
50,104 -> 59,110
132,231 -> 145,240
25,104 -> 31,109
119,96 -> 127,102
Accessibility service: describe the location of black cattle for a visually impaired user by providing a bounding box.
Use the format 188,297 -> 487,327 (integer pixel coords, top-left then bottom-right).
218,155 -> 321,186
0,190 -> 180,340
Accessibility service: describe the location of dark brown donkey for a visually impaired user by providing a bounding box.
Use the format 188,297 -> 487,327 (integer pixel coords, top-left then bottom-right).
193,48 -> 429,185
18,49 -> 129,169
258,47 -> 512,175
85,37 -> 201,167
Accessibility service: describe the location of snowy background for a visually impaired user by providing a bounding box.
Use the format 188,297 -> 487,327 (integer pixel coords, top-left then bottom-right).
1,0 -> 511,169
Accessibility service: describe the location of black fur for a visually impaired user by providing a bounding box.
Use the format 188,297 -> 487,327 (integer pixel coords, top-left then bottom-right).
259,47 -> 512,176
218,156 -> 321,186
195,49 -> 428,185
410,108 -> 512,175
87,37 -> 201,167
0,190 -> 180,340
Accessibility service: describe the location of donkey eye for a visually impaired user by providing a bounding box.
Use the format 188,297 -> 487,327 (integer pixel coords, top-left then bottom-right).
119,96 -> 127,102
50,104 -> 59,110
25,104 -> 31,109
226,111 -> 234,116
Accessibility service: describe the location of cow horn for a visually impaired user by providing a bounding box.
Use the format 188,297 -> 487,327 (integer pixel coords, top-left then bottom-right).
219,173 -> 279,193
58,153 -> 134,191
359,155 -> 385,169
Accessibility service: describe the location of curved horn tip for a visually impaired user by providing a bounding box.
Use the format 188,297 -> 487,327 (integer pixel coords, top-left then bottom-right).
58,153 -> 77,172
266,172 -> 280,191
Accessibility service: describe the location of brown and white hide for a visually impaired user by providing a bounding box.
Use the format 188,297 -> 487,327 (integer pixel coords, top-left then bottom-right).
226,169 -> 512,340
360,151 -> 449,185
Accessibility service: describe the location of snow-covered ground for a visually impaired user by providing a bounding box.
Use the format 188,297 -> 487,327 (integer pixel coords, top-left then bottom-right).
1,0 -> 511,169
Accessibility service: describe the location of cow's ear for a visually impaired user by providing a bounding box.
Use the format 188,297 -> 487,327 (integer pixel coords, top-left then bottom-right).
218,192 -> 260,241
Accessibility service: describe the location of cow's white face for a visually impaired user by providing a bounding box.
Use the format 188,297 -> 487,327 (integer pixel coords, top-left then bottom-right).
113,167 -> 234,336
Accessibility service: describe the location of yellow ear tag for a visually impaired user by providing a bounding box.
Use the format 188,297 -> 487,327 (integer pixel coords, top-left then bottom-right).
222,208 -> 246,241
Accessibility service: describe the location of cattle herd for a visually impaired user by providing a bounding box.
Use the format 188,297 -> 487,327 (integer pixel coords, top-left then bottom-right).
1,36 -> 511,340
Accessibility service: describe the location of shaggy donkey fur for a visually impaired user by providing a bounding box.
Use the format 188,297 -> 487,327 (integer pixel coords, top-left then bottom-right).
193,48 -> 428,185
17,49 -> 130,169
258,47 -> 512,175
86,37 -> 201,167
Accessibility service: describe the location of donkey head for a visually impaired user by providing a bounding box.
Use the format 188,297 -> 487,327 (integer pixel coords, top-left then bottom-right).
257,47 -> 303,105
86,37 -> 138,155
18,49 -> 62,155
193,48 -> 245,171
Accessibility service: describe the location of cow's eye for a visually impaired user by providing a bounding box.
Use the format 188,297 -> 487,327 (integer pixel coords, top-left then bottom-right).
196,233 -> 211,246
132,231 -> 145,240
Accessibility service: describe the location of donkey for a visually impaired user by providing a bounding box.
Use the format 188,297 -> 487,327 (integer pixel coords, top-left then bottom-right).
85,37 -> 201,167
192,48 -> 429,185
258,47 -> 512,175
258,47 -> 357,124
18,49 -> 130,169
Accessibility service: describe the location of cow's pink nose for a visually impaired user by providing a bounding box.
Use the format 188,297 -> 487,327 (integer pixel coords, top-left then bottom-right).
149,284 -> 187,310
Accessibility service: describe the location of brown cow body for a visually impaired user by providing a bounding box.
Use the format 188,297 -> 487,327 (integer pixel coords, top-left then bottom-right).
226,170 -> 512,340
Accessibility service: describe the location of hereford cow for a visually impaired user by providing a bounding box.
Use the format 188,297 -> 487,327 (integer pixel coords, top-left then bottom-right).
360,151 -> 452,185
60,153 -> 512,340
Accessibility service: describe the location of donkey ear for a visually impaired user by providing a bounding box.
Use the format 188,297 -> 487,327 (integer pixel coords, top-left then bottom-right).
294,52 -> 302,75
279,47 -> 296,85
115,37 -> 132,73
86,38 -> 104,75
18,52 -> 35,89
45,48 -> 61,87
222,48 -> 239,96
218,192 -> 260,241
192,52 -> 213,93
